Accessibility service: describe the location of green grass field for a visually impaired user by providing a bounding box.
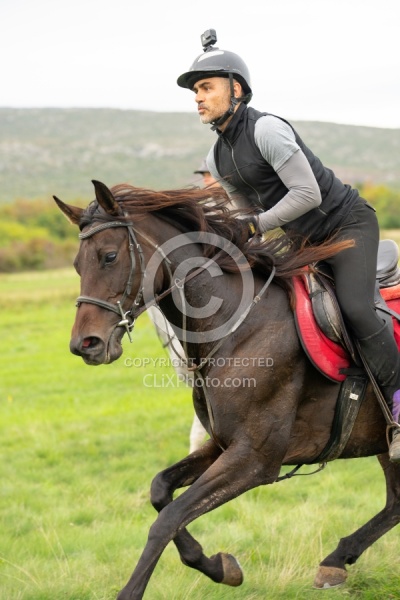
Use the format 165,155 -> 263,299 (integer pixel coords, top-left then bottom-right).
1,265 -> 400,600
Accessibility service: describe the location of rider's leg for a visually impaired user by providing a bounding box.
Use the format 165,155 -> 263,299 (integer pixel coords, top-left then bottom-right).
357,324 -> 400,461
323,200 -> 400,461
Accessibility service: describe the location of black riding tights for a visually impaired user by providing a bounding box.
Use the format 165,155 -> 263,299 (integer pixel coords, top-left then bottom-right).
323,201 -> 383,340
323,200 -> 400,397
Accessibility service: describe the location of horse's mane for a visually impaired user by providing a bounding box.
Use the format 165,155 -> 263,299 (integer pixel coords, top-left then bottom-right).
81,183 -> 353,288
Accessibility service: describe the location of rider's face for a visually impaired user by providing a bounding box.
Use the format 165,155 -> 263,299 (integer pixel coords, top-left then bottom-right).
193,77 -> 232,128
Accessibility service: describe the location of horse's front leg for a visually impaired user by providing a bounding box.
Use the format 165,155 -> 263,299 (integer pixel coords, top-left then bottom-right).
116,442 -> 283,600
150,439 -> 241,586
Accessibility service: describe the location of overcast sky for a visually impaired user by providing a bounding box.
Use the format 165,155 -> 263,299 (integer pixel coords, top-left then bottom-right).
1,0 -> 399,128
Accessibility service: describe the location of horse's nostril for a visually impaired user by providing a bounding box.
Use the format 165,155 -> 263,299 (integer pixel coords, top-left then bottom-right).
70,335 -> 107,362
82,336 -> 99,349
70,336 -> 103,356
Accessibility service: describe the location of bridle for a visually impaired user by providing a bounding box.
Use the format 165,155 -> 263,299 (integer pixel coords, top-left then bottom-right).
75,217 -> 219,346
75,216 -> 279,450
75,217 -> 277,363
76,220 -> 145,342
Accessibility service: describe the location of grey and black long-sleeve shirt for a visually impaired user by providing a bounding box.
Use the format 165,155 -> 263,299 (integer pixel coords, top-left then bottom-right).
206,103 -> 360,242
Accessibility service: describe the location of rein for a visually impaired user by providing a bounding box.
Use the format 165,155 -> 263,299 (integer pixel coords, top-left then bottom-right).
76,218 -> 277,450
76,221 -> 236,345
76,219 -> 276,356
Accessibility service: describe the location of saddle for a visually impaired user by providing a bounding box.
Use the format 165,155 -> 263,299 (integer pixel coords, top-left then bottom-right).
293,239 -> 400,463
294,239 -> 400,383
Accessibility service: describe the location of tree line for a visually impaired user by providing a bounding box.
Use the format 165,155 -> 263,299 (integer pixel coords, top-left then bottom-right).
1,184 -> 400,273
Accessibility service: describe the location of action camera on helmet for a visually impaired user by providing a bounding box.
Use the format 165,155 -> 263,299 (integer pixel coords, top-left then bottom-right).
201,29 -> 217,50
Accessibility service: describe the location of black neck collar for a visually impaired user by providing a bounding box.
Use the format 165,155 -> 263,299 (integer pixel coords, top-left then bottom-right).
214,103 -> 247,141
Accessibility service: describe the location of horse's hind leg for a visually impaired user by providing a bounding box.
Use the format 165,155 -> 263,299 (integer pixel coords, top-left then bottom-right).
150,439 -> 243,586
314,454 -> 400,588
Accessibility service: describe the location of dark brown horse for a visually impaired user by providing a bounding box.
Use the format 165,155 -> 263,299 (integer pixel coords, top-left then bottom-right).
54,180 -> 400,600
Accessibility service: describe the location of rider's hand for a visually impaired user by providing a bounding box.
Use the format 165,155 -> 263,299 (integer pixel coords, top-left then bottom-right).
240,215 -> 259,239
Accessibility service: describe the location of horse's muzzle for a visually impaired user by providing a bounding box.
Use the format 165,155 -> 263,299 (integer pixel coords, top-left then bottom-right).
70,333 -> 123,365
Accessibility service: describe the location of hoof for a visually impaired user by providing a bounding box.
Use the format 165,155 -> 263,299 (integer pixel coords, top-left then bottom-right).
313,565 -> 348,589
219,553 -> 243,587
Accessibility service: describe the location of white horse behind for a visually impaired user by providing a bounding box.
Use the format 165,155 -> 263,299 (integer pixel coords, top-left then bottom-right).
147,306 -> 207,452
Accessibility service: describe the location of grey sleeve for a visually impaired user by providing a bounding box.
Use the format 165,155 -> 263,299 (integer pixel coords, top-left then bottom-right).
257,149 -> 322,232
254,115 -> 299,170
206,146 -> 251,210
206,146 -> 220,182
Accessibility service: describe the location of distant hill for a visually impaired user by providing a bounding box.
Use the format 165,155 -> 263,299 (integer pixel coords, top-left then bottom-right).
1,107 -> 399,203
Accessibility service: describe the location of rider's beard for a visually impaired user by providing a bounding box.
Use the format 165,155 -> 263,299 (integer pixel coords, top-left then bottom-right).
198,96 -> 231,125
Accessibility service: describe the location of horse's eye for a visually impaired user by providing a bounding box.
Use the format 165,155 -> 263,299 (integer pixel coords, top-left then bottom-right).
105,251 -> 117,264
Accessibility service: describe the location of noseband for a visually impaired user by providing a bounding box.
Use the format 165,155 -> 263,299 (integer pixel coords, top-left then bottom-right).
77,220 -> 145,342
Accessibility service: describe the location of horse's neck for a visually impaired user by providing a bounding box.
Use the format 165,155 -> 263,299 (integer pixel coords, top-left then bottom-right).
142,216 -> 204,291
141,215 -> 257,355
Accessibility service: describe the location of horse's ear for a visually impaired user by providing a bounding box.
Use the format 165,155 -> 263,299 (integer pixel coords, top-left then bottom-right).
92,180 -> 121,216
53,196 -> 83,225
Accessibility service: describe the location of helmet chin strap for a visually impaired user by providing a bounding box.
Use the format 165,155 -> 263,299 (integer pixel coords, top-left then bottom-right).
210,73 -> 241,131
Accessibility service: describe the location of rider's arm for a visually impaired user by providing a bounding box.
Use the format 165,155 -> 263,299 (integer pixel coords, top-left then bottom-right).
255,116 -> 322,232
257,148 -> 322,231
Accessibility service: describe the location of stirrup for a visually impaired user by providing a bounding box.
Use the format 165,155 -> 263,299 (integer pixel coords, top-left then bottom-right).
388,427 -> 400,463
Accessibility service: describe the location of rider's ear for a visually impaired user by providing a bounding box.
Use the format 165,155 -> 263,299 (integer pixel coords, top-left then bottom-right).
53,196 -> 83,225
233,79 -> 243,99
92,180 -> 121,216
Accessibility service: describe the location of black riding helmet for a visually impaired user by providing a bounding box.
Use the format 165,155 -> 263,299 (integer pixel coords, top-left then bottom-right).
177,29 -> 252,128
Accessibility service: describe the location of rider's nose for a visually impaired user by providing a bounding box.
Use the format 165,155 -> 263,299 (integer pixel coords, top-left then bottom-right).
195,90 -> 203,104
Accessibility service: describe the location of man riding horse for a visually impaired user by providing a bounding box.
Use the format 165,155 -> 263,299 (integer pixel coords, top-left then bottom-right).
177,29 -> 400,461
